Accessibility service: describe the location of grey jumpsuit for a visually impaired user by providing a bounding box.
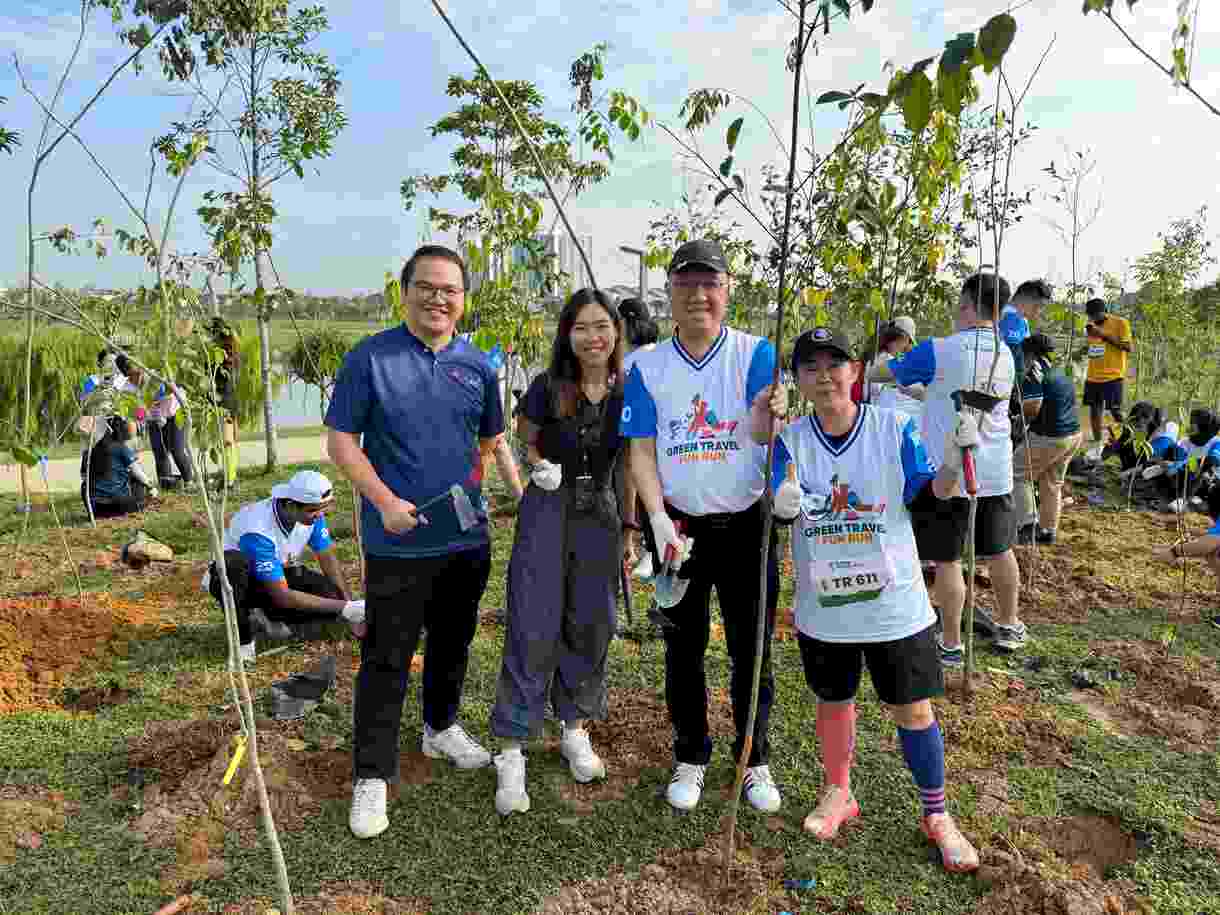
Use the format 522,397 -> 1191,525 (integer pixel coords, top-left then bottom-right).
490,373 -> 623,740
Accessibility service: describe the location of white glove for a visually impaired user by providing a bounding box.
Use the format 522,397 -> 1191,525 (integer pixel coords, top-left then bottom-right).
531,459 -> 562,491
649,511 -> 687,572
773,471 -> 802,521
941,412 -> 980,474
149,487 -> 160,499
341,599 -> 366,624
1141,463 -> 1166,480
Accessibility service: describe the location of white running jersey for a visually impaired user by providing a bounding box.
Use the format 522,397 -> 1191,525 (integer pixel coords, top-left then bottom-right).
622,326 -> 775,515
777,405 -> 936,643
890,328 -> 1015,498
222,498 -> 332,578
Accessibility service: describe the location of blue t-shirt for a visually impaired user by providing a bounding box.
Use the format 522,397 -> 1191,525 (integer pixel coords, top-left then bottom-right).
239,515 -> 332,582
92,444 -> 137,499
1021,367 -> 1080,438
999,306 -> 1030,383
325,325 -> 504,558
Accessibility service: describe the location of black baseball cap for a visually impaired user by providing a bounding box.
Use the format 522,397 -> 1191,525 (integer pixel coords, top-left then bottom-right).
791,327 -> 854,370
668,239 -> 729,274
1085,297 -> 1107,316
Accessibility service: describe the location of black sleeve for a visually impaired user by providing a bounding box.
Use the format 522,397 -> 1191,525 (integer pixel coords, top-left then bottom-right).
520,373 -> 552,429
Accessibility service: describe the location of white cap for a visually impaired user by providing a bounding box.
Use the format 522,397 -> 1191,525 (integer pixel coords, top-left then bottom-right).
271,470 -> 334,505
891,315 -> 917,340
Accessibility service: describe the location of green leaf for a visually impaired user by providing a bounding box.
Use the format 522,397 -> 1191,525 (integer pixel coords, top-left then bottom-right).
833,0 -> 851,18
940,32 -> 977,74
860,0 -> 874,10
719,155 -> 733,178
978,13 -> 1017,73
816,90 -> 852,104
726,116 -> 744,152
10,444 -> 40,467
901,71 -> 933,134
859,92 -> 888,109
714,187 -> 734,207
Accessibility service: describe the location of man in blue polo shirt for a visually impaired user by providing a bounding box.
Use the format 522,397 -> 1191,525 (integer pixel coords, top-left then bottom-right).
326,244 -> 504,840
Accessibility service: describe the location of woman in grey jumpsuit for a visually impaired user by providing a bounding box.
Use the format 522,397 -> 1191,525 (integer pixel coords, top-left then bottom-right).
490,288 -> 627,815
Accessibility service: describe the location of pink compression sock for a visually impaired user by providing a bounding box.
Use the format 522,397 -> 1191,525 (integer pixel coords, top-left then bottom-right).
816,701 -> 857,790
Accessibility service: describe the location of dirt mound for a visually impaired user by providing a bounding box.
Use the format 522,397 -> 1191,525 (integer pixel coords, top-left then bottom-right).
290,749 -> 435,801
220,882 -> 430,914
0,785 -> 79,863
532,822 -> 798,915
126,719 -> 322,894
974,850 -> 1150,915
59,679 -> 137,711
0,593 -> 170,712
1085,639 -> 1220,749
1021,816 -> 1138,879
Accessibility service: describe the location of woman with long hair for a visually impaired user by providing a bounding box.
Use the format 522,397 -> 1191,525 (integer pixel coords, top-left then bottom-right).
489,288 -> 628,815
81,414 -> 157,518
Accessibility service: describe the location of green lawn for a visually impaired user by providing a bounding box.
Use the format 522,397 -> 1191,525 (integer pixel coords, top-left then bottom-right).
0,462 -> 1218,914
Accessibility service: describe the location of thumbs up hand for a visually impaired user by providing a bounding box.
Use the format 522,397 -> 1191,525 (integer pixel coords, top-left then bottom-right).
773,462 -> 803,521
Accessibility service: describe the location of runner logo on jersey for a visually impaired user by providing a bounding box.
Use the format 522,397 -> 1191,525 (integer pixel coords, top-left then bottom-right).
664,393 -> 741,465
799,473 -> 887,544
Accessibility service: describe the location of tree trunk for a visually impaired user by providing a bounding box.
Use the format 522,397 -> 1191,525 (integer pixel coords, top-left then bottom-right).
250,37 -> 277,474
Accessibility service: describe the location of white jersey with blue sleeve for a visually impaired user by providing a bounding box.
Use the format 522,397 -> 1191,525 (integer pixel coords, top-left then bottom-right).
222,498 -> 333,582
621,327 -> 774,515
773,405 -> 936,643
890,329 -> 1015,498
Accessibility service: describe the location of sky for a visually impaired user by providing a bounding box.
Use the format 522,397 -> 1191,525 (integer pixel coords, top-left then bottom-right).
1,0 -> 1217,299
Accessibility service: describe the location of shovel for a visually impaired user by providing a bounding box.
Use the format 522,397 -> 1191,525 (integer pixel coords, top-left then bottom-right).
653,519 -> 690,610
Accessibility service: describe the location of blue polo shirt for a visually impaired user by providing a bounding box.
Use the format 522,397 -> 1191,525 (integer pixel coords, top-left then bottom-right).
325,325 -> 504,558
999,305 -> 1030,382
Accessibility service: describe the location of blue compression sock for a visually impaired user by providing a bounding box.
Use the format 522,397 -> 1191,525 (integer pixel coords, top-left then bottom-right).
898,722 -> 946,817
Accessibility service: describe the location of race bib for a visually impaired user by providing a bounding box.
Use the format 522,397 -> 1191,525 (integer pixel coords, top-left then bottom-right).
1088,344 -> 1106,359
811,555 -> 894,607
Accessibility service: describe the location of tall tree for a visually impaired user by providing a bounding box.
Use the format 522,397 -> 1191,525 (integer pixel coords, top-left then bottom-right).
158,0 -> 347,472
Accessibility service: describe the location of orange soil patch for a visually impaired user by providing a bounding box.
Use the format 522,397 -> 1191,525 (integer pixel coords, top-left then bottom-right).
0,593 -> 172,713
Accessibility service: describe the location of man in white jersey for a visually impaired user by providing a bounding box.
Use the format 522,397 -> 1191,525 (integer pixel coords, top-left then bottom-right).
204,470 -> 366,663
869,272 -> 1027,665
753,326 -> 981,873
622,238 -> 784,814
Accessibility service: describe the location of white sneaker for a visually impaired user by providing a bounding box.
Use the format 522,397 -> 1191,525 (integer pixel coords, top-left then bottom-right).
743,764 -> 782,813
1168,498 -> 1186,514
239,640 -> 256,664
349,778 -> 388,839
559,724 -> 606,783
632,552 -> 654,580
493,749 -> 530,815
1085,445 -> 1103,462
666,762 -> 706,811
421,723 -> 492,769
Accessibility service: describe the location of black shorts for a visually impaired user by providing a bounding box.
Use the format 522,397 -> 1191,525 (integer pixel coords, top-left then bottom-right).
911,492 -> 1016,561
1083,379 -> 1123,411
797,625 -> 944,705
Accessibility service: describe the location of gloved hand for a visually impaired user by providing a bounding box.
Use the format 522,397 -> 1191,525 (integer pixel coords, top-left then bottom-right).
149,486 -> 160,499
341,599 -> 366,624
1026,359 -> 1045,384
531,459 -> 562,491
773,463 -> 802,521
941,412 -> 980,474
1142,463 -> 1166,480
649,511 -> 687,572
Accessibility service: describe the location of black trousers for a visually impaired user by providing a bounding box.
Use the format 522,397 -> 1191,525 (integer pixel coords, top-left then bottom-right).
148,416 -> 194,485
208,550 -> 343,643
353,546 -> 493,782
652,498 -> 779,767
82,479 -> 149,519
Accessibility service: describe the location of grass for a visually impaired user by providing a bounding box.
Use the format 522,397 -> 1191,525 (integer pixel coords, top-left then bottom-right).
0,462 -> 1219,914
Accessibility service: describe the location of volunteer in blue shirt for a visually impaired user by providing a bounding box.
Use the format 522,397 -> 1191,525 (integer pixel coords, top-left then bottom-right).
1151,484 -> 1220,629
1014,333 -> 1082,545
205,470 -> 363,662
622,238 -> 785,815
999,279 -> 1052,389
326,245 -> 504,840
755,326 -> 981,874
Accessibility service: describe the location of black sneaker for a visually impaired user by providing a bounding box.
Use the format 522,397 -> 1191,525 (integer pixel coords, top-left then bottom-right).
248,608 -> 294,641
1016,524 -> 1036,546
1035,528 -> 1056,545
973,606 -> 1000,639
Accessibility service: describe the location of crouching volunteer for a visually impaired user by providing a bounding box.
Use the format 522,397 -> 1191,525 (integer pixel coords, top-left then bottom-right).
756,326 -> 981,873
82,415 -> 158,518
623,237 -> 784,814
1151,484 -> 1220,630
326,244 -> 503,841
204,470 -> 364,663
489,289 -> 628,815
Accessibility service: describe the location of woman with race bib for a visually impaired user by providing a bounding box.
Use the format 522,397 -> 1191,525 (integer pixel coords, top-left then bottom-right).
752,326 -> 981,874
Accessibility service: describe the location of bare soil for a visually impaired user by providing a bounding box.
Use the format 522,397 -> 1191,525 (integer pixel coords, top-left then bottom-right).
0,784 -> 79,863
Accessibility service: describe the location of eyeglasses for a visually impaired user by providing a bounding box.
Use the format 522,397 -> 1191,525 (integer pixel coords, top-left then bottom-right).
670,278 -> 727,293
412,281 -> 464,302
